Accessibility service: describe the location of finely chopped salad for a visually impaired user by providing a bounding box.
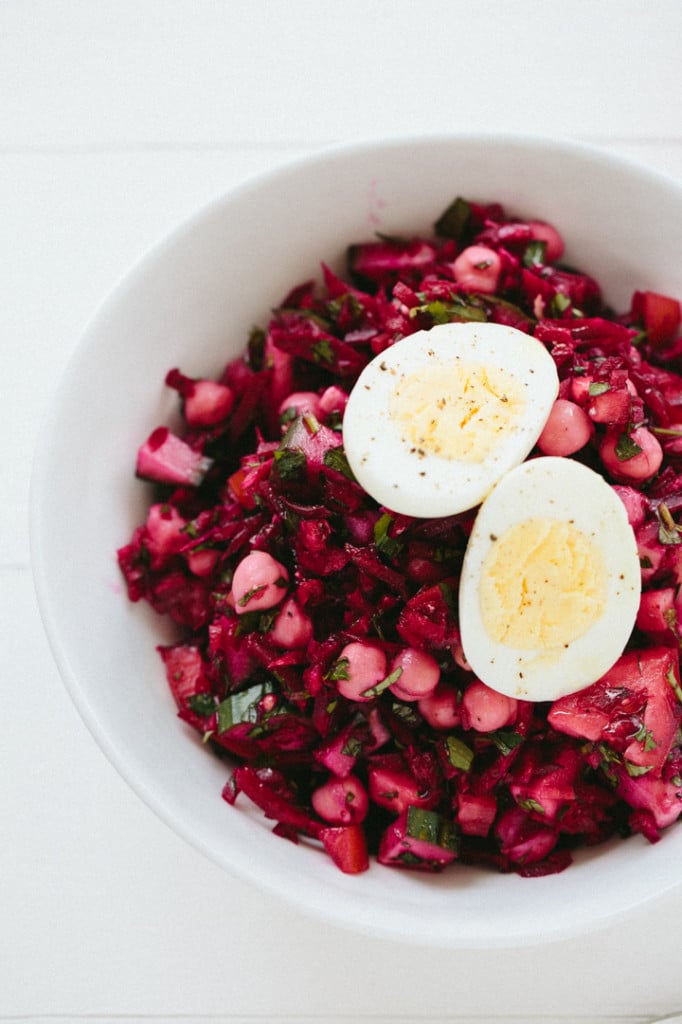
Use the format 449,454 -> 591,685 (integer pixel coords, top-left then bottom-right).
118,196 -> 682,876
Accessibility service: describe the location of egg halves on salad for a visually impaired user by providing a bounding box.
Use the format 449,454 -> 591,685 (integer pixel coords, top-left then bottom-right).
342,321 -> 560,518
458,457 -> 641,702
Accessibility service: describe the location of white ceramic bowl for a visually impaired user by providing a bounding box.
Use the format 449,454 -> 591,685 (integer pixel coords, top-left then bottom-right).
31,134 -> 682,948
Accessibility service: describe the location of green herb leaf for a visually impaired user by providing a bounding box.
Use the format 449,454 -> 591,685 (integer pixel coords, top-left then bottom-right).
438,580 -> 457,612
216,681 -> 276,733
550,292 -> 572,316
323,446 -> 356,480
273,447 -> 307,481
597,742 -> 622,765
379,788 -> 399,801
666,664 -> 682,704
279,404 -> 299,426
373,512 -> 404,560
311,338 -> 335,366
303,412 -> 321,435
656,502 -> 682,546
411,299 -> 449,325
483,294 -> 535,326
361,666 -> 403,699
405,806 -> 459,852
588,381 -> 610,397
434,196 -> 471,241
517,796 -> 546,815
652,426 -> 682,438
341,735 -> 363,758
664,608 -> 679,636
235,609 -> 277,636
431,543 -> 462,564
615,432 -> 643,462
390,701 -> 421,726
237,583 -> 268,608
325,657 -> 350,682
595,746 -> 620,785
492,729 -> 524,756
248,326 -> 266,369
326,293 -> 363,322
624,761 -> 654,778
396,850 -> 423,866
634,722 -> 657,752
409,298 -> 487,325
444,735 -> 474,771
187,693 -> 217,717
374,231 -> 408,245
522,239 -> 547,268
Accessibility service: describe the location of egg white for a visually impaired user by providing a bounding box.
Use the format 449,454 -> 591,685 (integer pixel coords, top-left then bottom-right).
342,322 -> 559,518
458,457 -> 642,702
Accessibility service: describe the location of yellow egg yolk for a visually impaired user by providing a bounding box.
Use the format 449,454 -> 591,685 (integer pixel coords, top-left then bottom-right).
478,517 -> 607,650
388,360 -> 525,462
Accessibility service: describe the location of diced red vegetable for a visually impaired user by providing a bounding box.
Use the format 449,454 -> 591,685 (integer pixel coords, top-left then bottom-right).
632,290 -> 682,347
158,642 -> 212,710
319,824 -> 370,874
368,754 -> 440,816
495,807 -> 560,867
165,369 -> 235,426
377,806 -> 458,871
135,426 -> 213,486
549,647 -> 682,775
456,793 -> 498,837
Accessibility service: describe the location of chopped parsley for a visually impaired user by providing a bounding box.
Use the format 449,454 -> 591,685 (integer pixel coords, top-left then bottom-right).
614,432 -> 643,461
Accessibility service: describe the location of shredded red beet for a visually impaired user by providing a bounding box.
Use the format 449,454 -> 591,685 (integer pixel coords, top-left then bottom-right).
118,196 -> 682,876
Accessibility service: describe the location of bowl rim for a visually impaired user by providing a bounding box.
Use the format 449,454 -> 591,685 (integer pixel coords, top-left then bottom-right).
29,130 -> 682,949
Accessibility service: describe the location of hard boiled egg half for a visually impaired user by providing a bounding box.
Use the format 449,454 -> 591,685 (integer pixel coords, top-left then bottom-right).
459,457 -> 641,702
342,322 -> 559,518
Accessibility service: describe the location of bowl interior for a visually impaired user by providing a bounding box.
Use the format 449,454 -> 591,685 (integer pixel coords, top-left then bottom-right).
30,134 -> 682,948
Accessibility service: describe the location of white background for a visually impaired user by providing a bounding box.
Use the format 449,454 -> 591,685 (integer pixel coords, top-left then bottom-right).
3,2 -> 682,1022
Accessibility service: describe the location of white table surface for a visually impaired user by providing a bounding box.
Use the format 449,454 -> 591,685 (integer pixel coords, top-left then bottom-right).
3,2 -> 682,1021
